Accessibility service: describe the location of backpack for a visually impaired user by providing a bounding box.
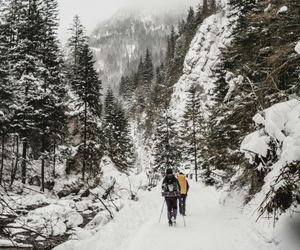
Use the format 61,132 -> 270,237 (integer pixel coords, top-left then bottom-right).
162,175 -> 179,197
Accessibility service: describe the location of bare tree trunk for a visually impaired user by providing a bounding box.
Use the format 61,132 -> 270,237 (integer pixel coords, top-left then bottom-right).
10,135 -> 19,186
83,101 -> 87,182
53,140 -> 56,177
191,114 -> 198,182
41,134 -> 45,192
0,134 -> 5,185
21,138 -> 27,184
10,135 -> 16,184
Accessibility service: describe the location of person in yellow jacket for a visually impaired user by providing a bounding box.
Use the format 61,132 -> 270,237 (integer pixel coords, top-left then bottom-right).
177,172 -> 189,216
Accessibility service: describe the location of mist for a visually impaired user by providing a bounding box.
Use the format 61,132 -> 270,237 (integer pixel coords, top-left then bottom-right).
58,0 -> 200,42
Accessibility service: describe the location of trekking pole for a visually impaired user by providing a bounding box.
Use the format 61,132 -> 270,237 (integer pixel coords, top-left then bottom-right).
158,200 -> 165,223
182,213 -> 186,227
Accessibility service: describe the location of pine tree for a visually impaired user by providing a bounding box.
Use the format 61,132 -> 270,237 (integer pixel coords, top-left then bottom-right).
181,86 -> 205,182
112,104 -> 134,171
143,48 -> 154,98
153,111 -> 181,173
68,18 -> 102,181
68,15 -> 86,69
6,0 -> 48,185
0,0 -> 13,184
185,7 -> 197,41
210,0 -> 217,13
104,90 -> 134,171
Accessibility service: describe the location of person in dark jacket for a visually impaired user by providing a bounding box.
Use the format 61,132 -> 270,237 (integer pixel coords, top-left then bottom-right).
162,168 -> 180,226
177,172 -> 189,216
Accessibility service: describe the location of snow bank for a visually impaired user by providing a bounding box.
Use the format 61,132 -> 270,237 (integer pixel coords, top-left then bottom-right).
242,99 -> 300,187
53,185 -> 161,250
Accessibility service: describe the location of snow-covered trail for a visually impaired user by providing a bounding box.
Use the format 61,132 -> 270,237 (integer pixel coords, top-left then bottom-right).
56,181 -> 283,250
123,182 -> 278,250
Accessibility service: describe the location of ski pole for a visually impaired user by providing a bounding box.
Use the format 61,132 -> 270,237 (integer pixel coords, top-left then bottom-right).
182,213 -> 186,227
158,200 -> 165,223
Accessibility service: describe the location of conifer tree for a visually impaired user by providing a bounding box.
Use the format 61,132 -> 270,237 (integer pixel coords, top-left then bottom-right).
202,0 -> 209,17
180,86 -> 205,182
104,90 -> 134,171
6,0 -> 48,185
185,7 -> 197,41
143,48 -> 154,95
68,18 -> 102,181
153,111 -> 181,172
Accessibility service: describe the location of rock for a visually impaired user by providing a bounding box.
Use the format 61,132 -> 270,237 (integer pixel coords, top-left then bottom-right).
66,211 -> 83,228
80,189 -> 90,198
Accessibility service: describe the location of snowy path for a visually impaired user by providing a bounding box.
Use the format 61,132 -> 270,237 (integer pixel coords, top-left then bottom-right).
56,181 -> 284,250
122,182 -> 277,250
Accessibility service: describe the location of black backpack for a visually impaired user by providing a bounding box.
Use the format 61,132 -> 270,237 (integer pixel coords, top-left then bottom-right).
162,175 -> 179,197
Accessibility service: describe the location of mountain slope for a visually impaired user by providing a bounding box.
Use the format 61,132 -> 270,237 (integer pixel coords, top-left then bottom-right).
90,2 -> 198,92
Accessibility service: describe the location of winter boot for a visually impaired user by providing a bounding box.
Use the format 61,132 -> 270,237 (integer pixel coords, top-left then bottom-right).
171,217 -> 176,226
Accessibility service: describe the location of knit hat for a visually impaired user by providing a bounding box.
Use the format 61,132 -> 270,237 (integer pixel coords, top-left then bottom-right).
166,168 -> 173,175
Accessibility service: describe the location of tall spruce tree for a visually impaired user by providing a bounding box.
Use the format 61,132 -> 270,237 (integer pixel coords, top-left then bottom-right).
0,0 -> 13,184
143,48 -> 154,97
68,17 -> 102,181
180,85 -> 205,182
153,111 -> 181,173
104,90 -> 134,171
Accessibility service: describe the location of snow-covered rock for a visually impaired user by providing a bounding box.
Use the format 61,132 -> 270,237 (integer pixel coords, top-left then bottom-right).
277,6 -> 288,15
295,41 -> 300,54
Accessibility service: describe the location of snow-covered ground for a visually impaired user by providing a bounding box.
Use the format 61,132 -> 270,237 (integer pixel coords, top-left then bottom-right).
55,180 -> 299,250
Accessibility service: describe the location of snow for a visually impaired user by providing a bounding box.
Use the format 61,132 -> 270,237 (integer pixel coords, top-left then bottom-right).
23,203 -> 83,236
277,6 -> 288,15
0,239 -> 31,248
54,181 -> 298,250
295,41 -> 300,54
224,72 -> 244,102
264,3 -> 272,13
241,99 -> 300,224
169,0 -> 239,120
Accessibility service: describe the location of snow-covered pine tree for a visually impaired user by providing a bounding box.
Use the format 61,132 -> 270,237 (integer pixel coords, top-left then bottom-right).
112,104 -> 134,171
68,15 -> 86,70
202,0 -> 209,18
134,57 -> 145,109
104,89 -> 134,171
119,75 -> 135,102
153,111 -> 181,173
185,7 -> 197,43
5,0 -> 52,185
143,48 -> 154,98
34,0 -> 67,190
0,1 -> 13,184
180,85 -> 205,182
104,88 -> 116,158
68,18 -> 102,181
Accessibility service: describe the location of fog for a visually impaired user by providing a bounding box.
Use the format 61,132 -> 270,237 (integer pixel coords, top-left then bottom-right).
58,0 -> 200,42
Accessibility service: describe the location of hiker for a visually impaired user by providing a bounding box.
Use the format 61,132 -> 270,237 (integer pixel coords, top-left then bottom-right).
162,168 -> 180,226
177,172 -> 189,216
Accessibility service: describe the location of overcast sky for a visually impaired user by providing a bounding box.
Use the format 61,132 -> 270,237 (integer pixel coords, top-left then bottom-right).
57,0 -> 199,42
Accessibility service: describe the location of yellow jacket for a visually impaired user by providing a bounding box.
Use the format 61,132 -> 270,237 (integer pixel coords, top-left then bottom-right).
177,174 -> 189,195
